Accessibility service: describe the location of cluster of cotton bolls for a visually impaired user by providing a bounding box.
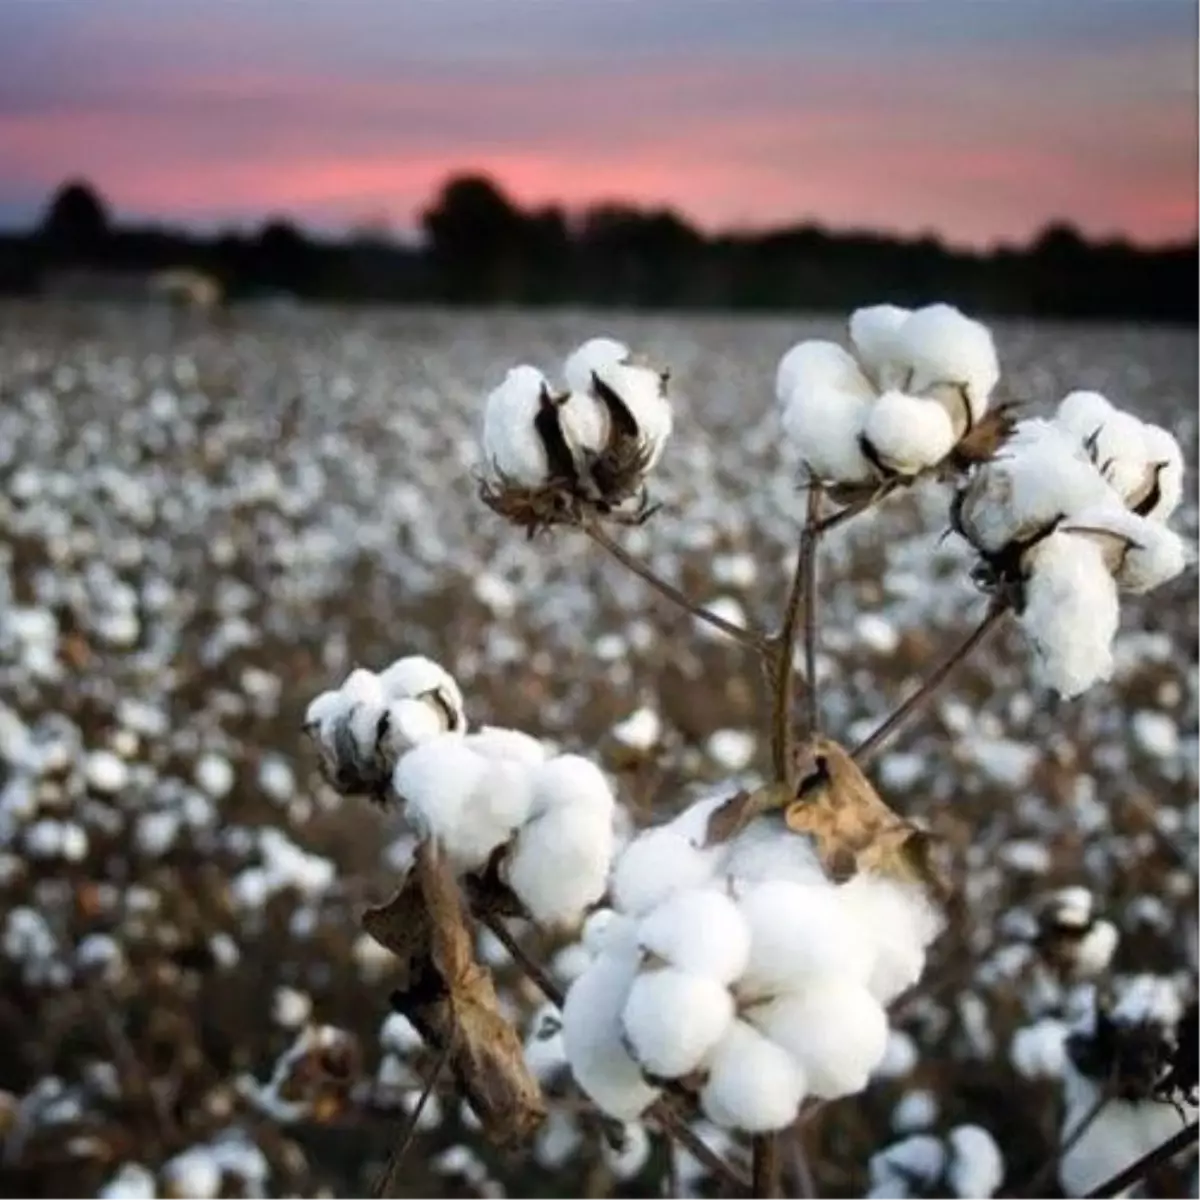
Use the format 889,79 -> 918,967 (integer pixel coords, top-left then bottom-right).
1058,974 -> 1198,1196
866,1123 -> 1005,1199
481,336 -> 672,511
775,302 -> 1000,483
954,391 -> 1189,697
560,792 -> 943,1132
303,655 -> 466,795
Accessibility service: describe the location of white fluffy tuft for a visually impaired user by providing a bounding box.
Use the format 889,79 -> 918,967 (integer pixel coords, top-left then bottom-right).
482,365 -> 552,486
848,305 -> 911,391
861,391 -> 957,476
635,887 -> 751,985
621,967 -> 734,1079
898,303 -> 999,418
700,1019 -> 807,1132
612,825 -> 720,916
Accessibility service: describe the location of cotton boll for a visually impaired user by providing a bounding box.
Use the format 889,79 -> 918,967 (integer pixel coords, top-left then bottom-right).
342,667 -> 385,707
775,341 -> 876,484
839,873 -> 943,1004
505,801 -> 613,927
601,1121 -> 651,1181
899,303 -> 999,420
848,305 -> 911,391
465,726 -> 547,765
736,879 -> 873,997
749,980 -> 889,1098
583,908 -> 634,955
1010,1019 -> 1068,1080
1055,390 -> 1115,444
947,1125 -> 1005,1198
1139,424 -> 1185,521
722,816 -> 826,887
636,887 -> 751,984
303,689 -> 347,736
595,359 -> 673,466
564,337 -> 629,394
378,698 -> 446,764
867,1136 -> 946,1199
701,1019 -> 806,1132
532,755 -> 614,816
862,391 -> 958,476
377,656 -> 465,729
557,390 -> 609,457
562,933 -> 662,1120
612,826 -> 720,916
621,968 -> 734,1078
482,365 -> 554,485
1020,532 -> 1119,699
1061,505 -> 1189,594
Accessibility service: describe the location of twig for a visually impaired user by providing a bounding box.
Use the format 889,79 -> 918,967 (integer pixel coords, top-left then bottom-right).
1013,1087 -> 1109,1197
476,909 -> 751,1194
1083,1120 -> 1198,1198
770,485 -> 823,782
663,1132 -> 678,1198
786,1130 -> 816,1198
851,599 -> 1010,764
752,1131 -> 782,1198
583,520 -> 769,654
373,1034 -> 454,1198
814,478 -> 900,536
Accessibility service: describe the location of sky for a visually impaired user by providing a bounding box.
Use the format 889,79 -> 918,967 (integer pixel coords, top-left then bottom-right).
0,0 -> 1196,248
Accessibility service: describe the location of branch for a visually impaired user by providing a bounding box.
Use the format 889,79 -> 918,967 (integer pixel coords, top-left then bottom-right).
814,478 -> 900,536
475,908 -> 751,1195
752,1131 -> 782,1198
1012,1087 -> 1109,1198
373,1035 -> 454,1198
1083,1120 -> 1198,1198
851,599 -> 1010,764
583,520 -> 769,654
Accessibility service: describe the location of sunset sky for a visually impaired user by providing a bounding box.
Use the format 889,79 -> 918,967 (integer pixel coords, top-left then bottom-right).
0,0 -> 1196,248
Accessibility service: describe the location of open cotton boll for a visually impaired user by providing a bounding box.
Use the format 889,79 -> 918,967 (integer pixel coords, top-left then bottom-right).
898,303 -> 999,419
867,1135 -> 947,1199
776,341 -> 876,484
1055,389 -> 1115,442
532,755 -> 615,816
838,872 -> 944,1004
482,365 -> 554,486
562,929 -> 662,1120
1020,532 -> 1119,699
342,667 -> 385,707
583,907 -> 633,955
394,738 -> 530,870
862,391 -> 958,476
1064,506 -> 1189,593
599,359 -> 673,454
556,390 -> 609,458
636,887 -> 751,985
701,1019 -> 806,1132
947,1124 -> 1005,1199
378,697 -> 447,763
465,725 -> 547,765
737,879 -> 874,997
612,825 -> 721,916
621,967 -> 734,1079
504,800 -> 613,927
1139,424 -> 1185,521
563,337 -> 629,394
378,655 -> 458,703
722,815 -> 826,887
849,304 -> 911,391
748,980 -> 889,1098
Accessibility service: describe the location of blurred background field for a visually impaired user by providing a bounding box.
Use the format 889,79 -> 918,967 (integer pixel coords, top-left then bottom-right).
0,300 -> 1195,1197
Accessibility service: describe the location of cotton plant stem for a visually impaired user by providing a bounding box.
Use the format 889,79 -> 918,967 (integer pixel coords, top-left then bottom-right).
851,599 -> 1010,764
373,1036 -> 454,1198
583,521 -> 770,654
476,908 -> 751,1195
752,1131 -> 782,1198
1083,1120 -> 1198,1198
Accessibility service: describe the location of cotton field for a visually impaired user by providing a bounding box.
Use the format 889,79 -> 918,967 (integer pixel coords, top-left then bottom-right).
0,300 -> 1196,1199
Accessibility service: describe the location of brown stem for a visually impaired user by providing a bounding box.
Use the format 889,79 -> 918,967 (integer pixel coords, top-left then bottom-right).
852,599 -> 1010,764
373,1035 -> 454,1198
1084,1120 -> 1198,1198
475,908 -> 750,1195
584,521 -> 769,654
814,478 -> 901,535
770,486 -> 823,783
786,1132 -> 816,1199
752,1131 -> 782,1197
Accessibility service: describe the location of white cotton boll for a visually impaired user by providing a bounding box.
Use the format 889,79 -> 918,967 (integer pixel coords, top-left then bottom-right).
868,1136 -> 946,1199
612,707 -> 662,751
1065,506 -> 1189,594
612,825 -> 720,916
557,390 -> 609,456
562,934 -> 662,1120
621,967 -> 734,1078
482,365 -> 553,486
636,887 -> 751,984
848,305 -> 911,390
1010,1019 -> 1068,1080
736,879 -> 873,996
1056,389 -> 1114,443
582,908 -> 634,956
1140,424 -> 1184,521
1020,532 -> 1119,698
1074,921 -> 1119,976
899,303 -> 999,419
723,816 -> 826,887
465,726 -> 547,765
531,754 -> 614,816
701,1019 -> 806,1133
839,872 -> 943,1004
947,1124 -> 1005,1198
341,667 -> 385,707
776,341 -> 876,484
564,337 -> 629,394
98,1163 -> 157,1200
394,738 -> 522,870
749,980 -> 889,1099
602,1121 -> 651,1181
86,749 -> 130,795
162,1148 -> 221,1199
862,391 -> 958,476
597,359 -> 673,464
505,801 -> 613,927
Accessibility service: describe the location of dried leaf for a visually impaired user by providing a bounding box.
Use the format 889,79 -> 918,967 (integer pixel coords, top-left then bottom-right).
784,737 -> 951,902
704,782 -> 794,847
947,403 -> 1021,472
361,842 -> 545,1145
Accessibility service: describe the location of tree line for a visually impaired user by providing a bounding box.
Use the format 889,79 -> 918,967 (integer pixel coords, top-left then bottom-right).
0,175 -> 1194,321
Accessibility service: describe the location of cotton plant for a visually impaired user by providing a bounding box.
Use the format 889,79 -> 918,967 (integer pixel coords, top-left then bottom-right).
951,394 -> 1190,697
290,314 -> 1191,1200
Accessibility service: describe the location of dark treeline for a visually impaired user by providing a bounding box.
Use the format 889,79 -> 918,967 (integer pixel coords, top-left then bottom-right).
0,175 -> 1195,321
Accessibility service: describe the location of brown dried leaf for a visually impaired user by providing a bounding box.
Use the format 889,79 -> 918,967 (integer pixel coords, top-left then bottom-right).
947,402 -> 1021,472
704,782 -> 794,847
361,842 -> 545,1145
784,737 -> 951,902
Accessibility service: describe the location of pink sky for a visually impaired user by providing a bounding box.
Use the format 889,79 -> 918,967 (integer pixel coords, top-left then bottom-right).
0,0 -> 1195,247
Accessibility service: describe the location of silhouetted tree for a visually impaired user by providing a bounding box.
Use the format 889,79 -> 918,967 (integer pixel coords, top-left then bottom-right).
39,179 -> 110,263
